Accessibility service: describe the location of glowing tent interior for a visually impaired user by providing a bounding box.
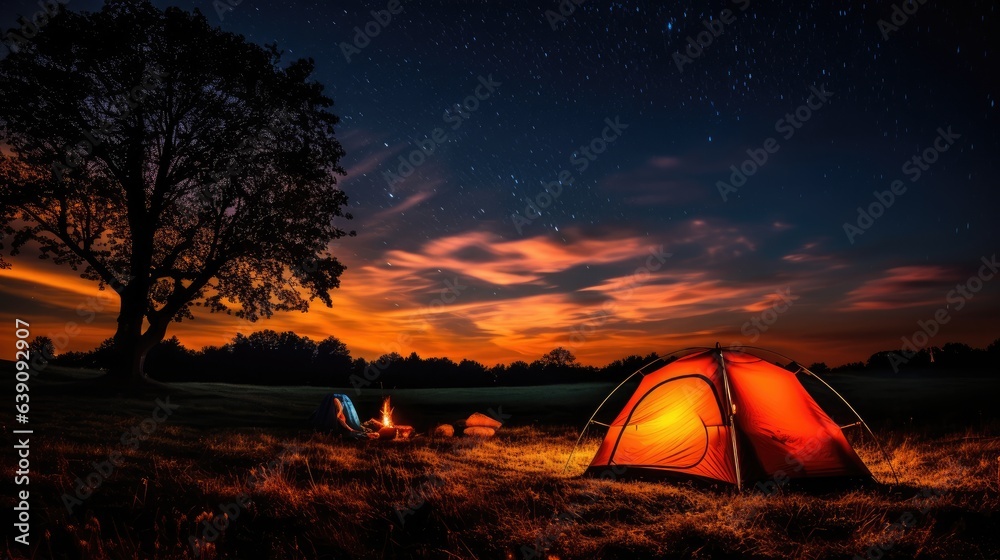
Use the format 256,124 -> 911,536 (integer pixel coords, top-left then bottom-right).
575,346 -> 895,489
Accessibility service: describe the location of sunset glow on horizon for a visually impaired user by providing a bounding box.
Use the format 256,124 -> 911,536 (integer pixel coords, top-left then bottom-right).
3,219 -> 996,368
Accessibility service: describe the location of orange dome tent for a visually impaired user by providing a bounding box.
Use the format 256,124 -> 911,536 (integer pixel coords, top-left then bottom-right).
575,346 -> 895,489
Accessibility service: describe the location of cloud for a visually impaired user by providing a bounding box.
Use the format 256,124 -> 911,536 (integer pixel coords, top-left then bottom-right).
650,156 -> 682,169
782,241 -> 837,265
665,218 -> 757,261
2,212 -> 994,370
841,266 -> 951,311
379,229 -> 651,287
598,155 -> 710,206
369,186 -> 436,222
0,260 -> 124,351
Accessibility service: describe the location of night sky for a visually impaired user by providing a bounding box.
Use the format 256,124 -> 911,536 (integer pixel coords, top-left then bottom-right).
1,0 -> 998,366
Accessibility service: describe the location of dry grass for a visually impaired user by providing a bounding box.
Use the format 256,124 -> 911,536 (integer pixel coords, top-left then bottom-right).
3,368 -> 999,559
3,419 -> 999,559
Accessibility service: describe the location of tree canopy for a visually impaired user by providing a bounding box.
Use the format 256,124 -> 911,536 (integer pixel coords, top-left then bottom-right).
0,0 -> 353,381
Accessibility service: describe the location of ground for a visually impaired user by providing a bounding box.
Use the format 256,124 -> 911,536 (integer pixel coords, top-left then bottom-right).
2,364 -> 998,559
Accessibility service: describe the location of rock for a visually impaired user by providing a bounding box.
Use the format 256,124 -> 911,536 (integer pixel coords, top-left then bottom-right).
466,412 -> 502,429
433,424 -> 455,438
463,426 -> 496,438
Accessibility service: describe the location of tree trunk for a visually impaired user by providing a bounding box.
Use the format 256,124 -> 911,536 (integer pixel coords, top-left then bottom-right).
105,286 -> 155,384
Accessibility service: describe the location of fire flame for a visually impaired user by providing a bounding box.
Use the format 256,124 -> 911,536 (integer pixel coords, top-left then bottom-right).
381,397 -> 393,428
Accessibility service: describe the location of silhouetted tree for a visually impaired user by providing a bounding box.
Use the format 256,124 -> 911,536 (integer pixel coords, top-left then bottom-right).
145,336 -> 196,379
902,348 -> 933,370
65,337 -> 117,370
830,361 -> 865,373
0,1 -> 352,385
219,330 -> 320,384
28,336 -> 57,363
807,362 -> 829,374
865,351 -> 896,371
316,336 -> 351,371
316,336 -> 351,362
421,357 -> 457,386
604,354 -> 649,377
937,342 -> 987,370
504,360 -> 531,385
458,359 -> 488,385
350,357 -> 367,377
377,352 -> 404,366
540,347 -> 577,368
783,360 -> 802,373
197,344 -> 234,381
312,335 -> 352,385
487,363 -> 505,384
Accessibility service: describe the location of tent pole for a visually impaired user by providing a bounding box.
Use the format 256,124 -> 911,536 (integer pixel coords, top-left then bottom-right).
563,370 -> 644,473
562,347 -> 723,475
800,368 -> 901,486
717,346 -> 743,492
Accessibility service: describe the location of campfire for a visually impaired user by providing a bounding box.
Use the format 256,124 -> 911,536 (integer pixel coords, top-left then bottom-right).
381,397 -> 394,428
375,397 -> 412,441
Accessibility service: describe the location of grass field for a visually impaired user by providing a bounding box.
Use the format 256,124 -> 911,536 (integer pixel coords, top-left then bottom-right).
3,364 -> 999,559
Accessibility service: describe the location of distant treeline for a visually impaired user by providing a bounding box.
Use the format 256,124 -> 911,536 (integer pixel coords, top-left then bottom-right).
32,331 -> 1000,387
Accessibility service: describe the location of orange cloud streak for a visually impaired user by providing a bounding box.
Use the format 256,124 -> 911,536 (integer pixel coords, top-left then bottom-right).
1,228 -> 997,368
842,266 -> 950,311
